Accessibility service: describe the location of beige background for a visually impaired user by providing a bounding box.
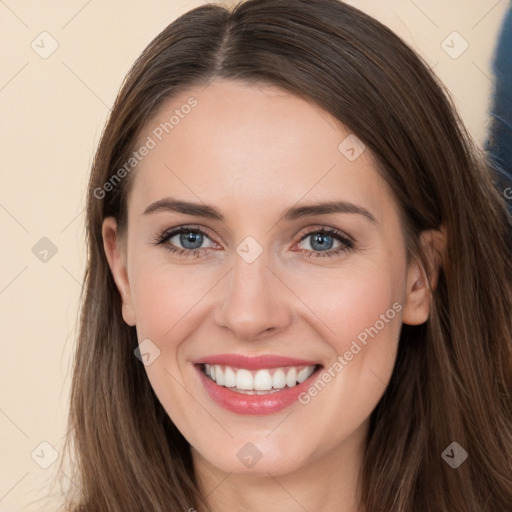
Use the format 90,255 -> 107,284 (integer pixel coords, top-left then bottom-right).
0,0 -> 509,510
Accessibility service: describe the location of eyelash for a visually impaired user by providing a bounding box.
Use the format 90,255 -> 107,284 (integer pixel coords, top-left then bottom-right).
152,225 -> 355,259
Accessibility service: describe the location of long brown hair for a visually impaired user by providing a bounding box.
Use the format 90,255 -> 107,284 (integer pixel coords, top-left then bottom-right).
56,1 -> 512,510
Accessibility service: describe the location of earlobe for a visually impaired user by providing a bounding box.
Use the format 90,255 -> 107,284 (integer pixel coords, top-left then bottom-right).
402,226 -> 446,326
102,217 -> 136,326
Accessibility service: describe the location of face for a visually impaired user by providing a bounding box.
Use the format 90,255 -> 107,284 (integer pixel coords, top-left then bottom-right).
103,79 -> 432,480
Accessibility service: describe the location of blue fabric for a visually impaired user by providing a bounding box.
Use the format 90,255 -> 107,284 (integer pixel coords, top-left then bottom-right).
486,5 -> 512,210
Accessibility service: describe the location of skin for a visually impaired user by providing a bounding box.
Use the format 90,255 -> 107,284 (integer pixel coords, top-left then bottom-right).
103,79 -> 444,512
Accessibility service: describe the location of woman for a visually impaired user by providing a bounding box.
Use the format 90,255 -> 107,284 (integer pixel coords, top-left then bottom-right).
57,0 -> 512,510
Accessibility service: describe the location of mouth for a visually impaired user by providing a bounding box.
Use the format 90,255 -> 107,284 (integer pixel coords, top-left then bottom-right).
199,363 -> 321,395
193,355 -> 323,415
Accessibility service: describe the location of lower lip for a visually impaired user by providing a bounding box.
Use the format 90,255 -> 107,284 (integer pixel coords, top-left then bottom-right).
195,365 -> 321,415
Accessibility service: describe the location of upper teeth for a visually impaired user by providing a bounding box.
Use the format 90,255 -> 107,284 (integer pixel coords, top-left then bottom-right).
203,364 -> 316,392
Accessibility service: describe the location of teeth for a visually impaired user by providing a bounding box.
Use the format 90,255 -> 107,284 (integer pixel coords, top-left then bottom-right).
235,369 -> 253,390
286,367 -> 297,388
224,366 -> 236,387
254,369 -> 273,391
203,364 -> 317,392
216,367 -> 225,386
297,366 -> 315,383
272,369 -> 286,389
231,388 -> 282,395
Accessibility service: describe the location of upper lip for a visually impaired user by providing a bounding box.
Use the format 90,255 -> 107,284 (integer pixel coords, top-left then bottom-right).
193,353 -> 321,370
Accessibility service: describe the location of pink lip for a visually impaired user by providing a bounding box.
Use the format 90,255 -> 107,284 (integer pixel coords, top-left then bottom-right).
192,353 -> 319,369
194,361 -> 322,416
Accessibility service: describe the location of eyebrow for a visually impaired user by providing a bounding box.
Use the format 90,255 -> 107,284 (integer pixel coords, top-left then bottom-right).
143,198 -> 377,224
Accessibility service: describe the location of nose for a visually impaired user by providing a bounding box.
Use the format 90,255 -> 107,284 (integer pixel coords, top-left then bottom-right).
213,249 -> 294,340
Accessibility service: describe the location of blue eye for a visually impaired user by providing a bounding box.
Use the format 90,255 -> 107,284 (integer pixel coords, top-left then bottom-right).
172,230 -> 204,250
154,226 -> 216,257
296,228 -> 354,258
153,226 -> 354,258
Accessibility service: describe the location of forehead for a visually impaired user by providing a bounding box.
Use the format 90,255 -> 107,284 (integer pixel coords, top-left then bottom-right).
128,79 -> 391,223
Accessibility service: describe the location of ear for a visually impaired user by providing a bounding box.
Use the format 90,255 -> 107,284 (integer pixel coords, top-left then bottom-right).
402,226 -> 446,326
102,217 -> 136,326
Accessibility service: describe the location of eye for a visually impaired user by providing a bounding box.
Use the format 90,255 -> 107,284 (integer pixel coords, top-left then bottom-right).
152,226 -> 218,257
295,227 -> 354,258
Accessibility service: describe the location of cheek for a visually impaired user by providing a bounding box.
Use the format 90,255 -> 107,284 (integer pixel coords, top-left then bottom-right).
292,261 -> 403,350
128,261 -> 213,434
129,255 -> 215,341
290,261 -> 404,413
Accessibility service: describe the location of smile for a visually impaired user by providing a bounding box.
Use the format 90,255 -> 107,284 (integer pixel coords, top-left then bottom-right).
194,354 -> 323,415
202,364 -> 317,394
